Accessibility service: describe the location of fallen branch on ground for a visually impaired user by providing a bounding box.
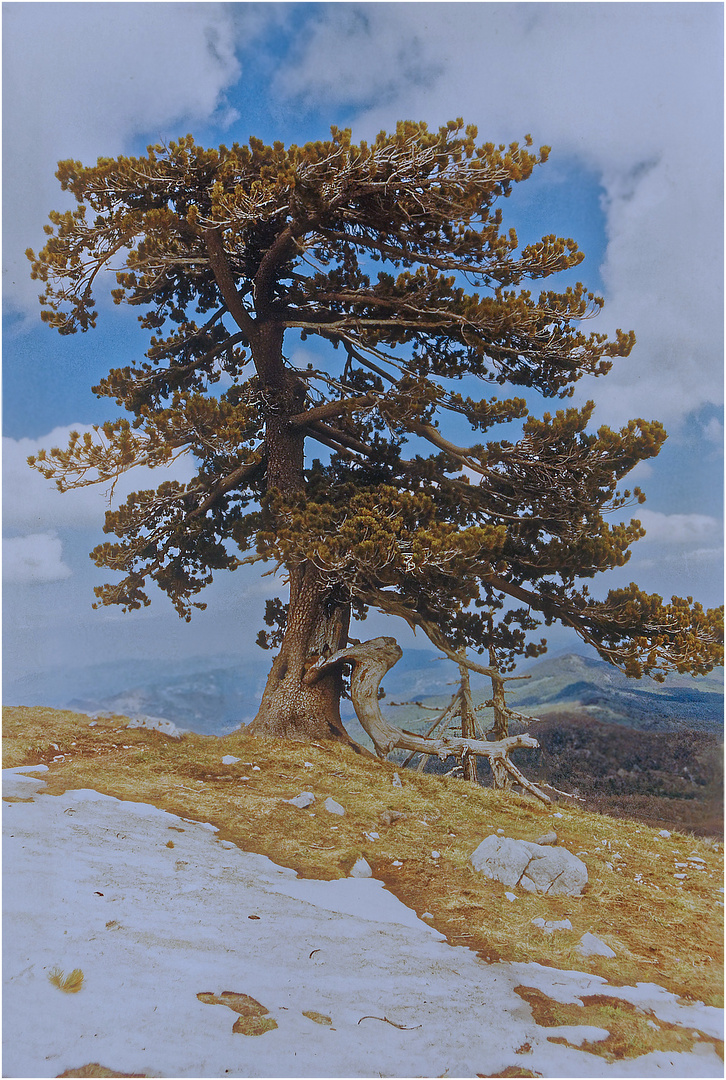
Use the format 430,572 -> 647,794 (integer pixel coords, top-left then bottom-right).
305,637 -> 551,803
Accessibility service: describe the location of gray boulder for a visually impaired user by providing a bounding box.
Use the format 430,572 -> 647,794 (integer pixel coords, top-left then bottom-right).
286,792 -> 315,809
578,932 -> 616,958
470,834 -> 588,896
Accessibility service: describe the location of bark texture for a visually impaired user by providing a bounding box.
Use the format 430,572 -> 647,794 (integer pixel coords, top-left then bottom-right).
248,566 -> 352,740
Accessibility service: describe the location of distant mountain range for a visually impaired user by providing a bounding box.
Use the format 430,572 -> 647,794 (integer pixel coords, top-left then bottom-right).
4,647 -> 722,737
494,652 -> 723,733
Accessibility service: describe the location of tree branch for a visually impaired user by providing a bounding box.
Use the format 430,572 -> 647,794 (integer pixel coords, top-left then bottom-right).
203,228 -> 258,342
304,636 -> 549,802
288,394 -> 376,428
187,452 -> 265,520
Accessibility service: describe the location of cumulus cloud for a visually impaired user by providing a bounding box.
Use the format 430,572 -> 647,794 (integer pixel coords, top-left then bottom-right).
272,4 -> 723,428
3,425 -> 195,534
3,2 -> 252,314
3,533 -> 72,585
631,509 -> 722,547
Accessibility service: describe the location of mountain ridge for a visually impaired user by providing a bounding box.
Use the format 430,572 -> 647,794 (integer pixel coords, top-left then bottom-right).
4,648 -> 722,737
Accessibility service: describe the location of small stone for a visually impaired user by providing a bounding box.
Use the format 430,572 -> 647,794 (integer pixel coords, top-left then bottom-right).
577,932 -> 616,958
532,831 -> 558,847
531,917 -> 573,934
303,762 -> 314,769
504,892 -> 517,902
325,797 -> 345,816
126,714 -> 182,739
222,755 -> 241,765
349,856 -> 372,878
431,850 -> 440,859
392,860 -> 403,867
674,873 -> 687,879
552,812 -> 564,819
392,772 -> 403,788
252,765 -> 261,771
287,792 -> 315,809
658,829 -> 671,838
421,912 -> 434,919
363,831 -> 379,842
88,721 -> 98,727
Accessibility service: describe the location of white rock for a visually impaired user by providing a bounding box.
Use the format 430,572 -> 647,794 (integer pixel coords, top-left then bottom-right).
532,831 -> 558,847
421,912 -> 433,919
470,835 -> 588,897
504,892 -> 517,902
287,792 -> 315,809
126,715 -> 183,739
392,860 -> 403,867
658,829 -> 671,838
531,917 -> 573,934
303,762 -> 314,769
392,772 -> 402,788
349,856 -> 372,878
221,755 -> 241,765
325,797 -> 345,816
431,850 -> 440,859
252,765 -> 261,771
578,932 -> 616,958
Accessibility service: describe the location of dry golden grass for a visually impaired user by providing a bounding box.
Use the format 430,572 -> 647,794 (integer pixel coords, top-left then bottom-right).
196,991 -> 278,1035
515,986 -> 724,1062
48,967 -> 84,994
56,1067 -> 146,1078
4,705 -> 723,1017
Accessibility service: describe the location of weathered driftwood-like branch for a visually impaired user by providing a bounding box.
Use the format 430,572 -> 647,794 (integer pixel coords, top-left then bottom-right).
305,636 -> 550,803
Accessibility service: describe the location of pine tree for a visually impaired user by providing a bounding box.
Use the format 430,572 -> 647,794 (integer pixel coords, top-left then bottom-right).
27,121 -> 723,747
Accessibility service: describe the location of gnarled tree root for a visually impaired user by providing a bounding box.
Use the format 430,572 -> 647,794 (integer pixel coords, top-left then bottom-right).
305,637 -> 550,804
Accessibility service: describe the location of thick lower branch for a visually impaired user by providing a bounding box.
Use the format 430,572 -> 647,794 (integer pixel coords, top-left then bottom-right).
305,636 -> 550,803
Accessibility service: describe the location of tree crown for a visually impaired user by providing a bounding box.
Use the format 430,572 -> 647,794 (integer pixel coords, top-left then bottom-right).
28,120 -> 723,680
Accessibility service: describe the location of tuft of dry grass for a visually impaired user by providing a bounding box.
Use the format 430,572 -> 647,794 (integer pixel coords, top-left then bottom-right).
56,1066 -> 146,1078
197,990 -> 278,1035
5,705 -> 723,1017
48,967 -> 84,994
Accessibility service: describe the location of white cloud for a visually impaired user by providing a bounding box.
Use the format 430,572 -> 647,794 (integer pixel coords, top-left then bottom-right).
632,509 -> 722,547
3,2 -> 248,314
704,417 -> 724,446
3,532 -> 71,585
272,4 -> 723,428
3,425 -> 195,534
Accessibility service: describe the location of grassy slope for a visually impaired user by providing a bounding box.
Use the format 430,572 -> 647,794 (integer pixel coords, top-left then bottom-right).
3,706 -> 723,1033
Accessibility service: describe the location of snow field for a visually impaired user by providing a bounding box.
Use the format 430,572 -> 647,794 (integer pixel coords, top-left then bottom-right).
3,766 -> 723,1078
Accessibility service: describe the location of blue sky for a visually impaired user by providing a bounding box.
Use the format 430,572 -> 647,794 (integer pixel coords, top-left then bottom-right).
3,3 -> 723,691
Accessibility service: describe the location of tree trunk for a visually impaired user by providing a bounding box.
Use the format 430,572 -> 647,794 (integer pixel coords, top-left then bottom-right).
248,564 -> 353,740
241,320 -> 355,742
458,655 -> 479,783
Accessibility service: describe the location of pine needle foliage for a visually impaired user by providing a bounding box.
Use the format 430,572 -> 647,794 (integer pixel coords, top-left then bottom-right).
26,119 -> 722,719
